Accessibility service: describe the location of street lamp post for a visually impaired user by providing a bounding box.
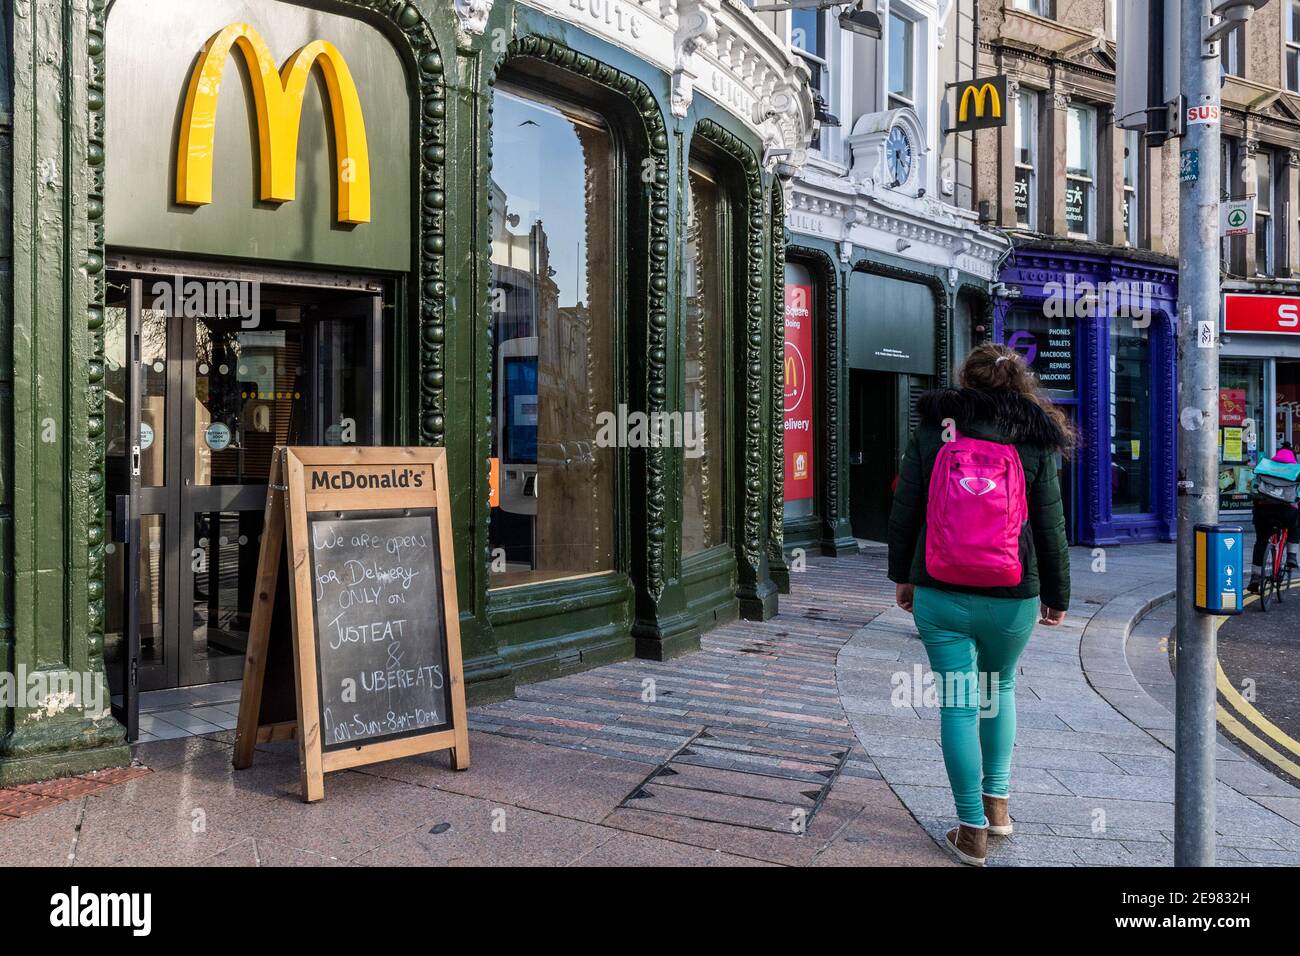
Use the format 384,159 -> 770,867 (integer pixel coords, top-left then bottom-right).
1172,0 -> 1268,869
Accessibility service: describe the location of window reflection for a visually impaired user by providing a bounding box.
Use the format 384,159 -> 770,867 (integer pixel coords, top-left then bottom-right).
683,166 -> 727,554
489,87 -> 616,587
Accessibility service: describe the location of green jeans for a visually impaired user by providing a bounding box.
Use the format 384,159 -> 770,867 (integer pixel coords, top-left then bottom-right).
913,586 -> 1040,827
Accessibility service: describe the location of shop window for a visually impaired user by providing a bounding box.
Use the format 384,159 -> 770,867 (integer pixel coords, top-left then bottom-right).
1109,322 -> 1152,515
1289,0 -> 1300,92
488,86 -> 617,587
1014,91 -> 1038,230
887,11 -> 915,110
1278,361 -> 1300,450
682,165 -> 729,554
1220,360 -> 1266,512
1066,105 -> 1096,240
1004,308 -> 1077,399
1255,149 -> 1274,276
1123,129 -> 1140,247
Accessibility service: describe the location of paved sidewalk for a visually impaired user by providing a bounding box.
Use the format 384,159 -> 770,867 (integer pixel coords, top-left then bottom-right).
7,544 -> 1296,865
837,543 -> 1300,866
0,553 -> 951,866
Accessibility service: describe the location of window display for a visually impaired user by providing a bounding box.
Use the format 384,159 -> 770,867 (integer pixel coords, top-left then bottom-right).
1219,360 -> 1265,512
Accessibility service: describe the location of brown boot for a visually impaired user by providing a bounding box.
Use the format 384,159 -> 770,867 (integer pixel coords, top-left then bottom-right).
983,794 -> 1012,836
944,823 -> 988,866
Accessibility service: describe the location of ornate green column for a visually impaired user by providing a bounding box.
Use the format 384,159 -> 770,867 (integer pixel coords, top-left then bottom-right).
1,0 -> 128,785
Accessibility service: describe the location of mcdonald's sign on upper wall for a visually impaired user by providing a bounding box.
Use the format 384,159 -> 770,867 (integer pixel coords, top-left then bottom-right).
105,0 -> 411,272
948,75 -> 1009,134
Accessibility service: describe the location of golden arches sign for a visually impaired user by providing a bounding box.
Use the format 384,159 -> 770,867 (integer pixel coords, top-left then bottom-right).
950,75 -> 1009,133
177,22 -> 372,224
958,83 -> 1000,123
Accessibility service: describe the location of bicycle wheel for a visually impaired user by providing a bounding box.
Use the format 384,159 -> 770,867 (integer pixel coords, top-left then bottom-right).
1261,544 -> 1274,612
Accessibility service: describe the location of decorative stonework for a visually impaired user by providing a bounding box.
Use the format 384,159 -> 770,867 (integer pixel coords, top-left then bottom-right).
671,0 -> 719,118
86,0 -> 109,673
848,107 -> 927,192
490,35 -> 672,596
693,118 -> 766,574
789,186 -> 1003,275
517,0 -> 814,165
768,183 -> 785,568
454,0 -> 495,35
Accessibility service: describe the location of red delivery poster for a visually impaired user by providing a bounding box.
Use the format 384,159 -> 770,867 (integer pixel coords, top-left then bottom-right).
1219,388 -> 1247,426
784,284 -> 814,501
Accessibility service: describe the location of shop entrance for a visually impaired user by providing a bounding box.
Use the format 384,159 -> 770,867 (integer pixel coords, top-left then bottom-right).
103,263 -> 384,734
849,371 -> 900,542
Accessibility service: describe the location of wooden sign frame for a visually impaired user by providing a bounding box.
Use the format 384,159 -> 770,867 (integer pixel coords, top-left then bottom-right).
233,446 -> 469,802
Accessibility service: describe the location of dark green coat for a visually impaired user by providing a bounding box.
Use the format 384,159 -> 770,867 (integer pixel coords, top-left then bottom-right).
886,387 -> 1072,611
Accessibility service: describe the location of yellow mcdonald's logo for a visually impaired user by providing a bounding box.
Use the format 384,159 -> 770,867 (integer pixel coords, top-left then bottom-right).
785,354 -> 799,389
177,22 -> 371,224
958,82 -> 1002,123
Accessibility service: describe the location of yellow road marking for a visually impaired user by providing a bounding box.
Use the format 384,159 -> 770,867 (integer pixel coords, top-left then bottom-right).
1216,705 -> 1300,779
1216,662 -> 1300,760
1211,579 -> 1300,777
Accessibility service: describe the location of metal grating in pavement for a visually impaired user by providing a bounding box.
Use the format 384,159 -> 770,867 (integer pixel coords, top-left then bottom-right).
619,726 -> 851,835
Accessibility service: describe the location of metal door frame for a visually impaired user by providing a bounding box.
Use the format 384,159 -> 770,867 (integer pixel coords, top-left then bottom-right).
108,258 -> 386,696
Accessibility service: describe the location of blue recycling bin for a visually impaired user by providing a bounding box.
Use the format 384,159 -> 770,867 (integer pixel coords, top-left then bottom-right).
1194,524 -> 1244,615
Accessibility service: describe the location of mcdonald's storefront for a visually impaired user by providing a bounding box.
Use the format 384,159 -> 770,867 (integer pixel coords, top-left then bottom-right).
0,0 -> 813,781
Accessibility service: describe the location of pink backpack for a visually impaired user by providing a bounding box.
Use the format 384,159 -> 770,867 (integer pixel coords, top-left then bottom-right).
925,430 -> 1028,587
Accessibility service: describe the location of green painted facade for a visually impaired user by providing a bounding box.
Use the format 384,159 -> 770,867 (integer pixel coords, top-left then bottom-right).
0,0 -> 794,783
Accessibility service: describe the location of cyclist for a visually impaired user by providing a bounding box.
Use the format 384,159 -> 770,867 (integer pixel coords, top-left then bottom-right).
1247,444 -> 1300,594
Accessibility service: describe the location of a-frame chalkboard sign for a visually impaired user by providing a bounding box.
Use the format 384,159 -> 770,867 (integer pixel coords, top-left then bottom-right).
233,446 -> 469,802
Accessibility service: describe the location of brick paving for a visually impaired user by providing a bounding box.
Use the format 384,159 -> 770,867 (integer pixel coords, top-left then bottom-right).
6,543 -> 1291,866
0,550 -> 951,867
0,766 -> 151,820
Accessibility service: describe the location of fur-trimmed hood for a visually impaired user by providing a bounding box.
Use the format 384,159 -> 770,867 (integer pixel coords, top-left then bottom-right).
917,387 -> 1071,452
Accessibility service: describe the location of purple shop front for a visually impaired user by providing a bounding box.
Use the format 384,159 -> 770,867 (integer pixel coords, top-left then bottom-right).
994,241 -> 1178,548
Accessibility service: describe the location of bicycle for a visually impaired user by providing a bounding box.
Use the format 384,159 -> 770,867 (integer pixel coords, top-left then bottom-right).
1258,525 -> 1293,612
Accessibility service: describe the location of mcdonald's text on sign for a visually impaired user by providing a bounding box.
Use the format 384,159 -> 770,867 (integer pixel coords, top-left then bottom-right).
950,75 -> 1008,133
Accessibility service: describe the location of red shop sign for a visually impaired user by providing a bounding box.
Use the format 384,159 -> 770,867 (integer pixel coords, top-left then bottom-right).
783,284 -> 815,502
1223,293 -> 1300,334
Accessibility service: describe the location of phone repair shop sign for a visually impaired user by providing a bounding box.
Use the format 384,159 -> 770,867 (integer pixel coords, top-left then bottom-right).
1221,198 -> 1255,237
1223,293 -> 1300,335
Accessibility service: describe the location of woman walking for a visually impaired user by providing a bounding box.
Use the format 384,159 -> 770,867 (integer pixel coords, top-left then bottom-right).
887,345 -> 1073,866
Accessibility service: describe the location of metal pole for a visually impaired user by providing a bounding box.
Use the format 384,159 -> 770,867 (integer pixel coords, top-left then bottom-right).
1175,0 -> 1221,868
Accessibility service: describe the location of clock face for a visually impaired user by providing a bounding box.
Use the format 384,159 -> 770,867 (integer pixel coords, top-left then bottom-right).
885,125 -> 913,186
